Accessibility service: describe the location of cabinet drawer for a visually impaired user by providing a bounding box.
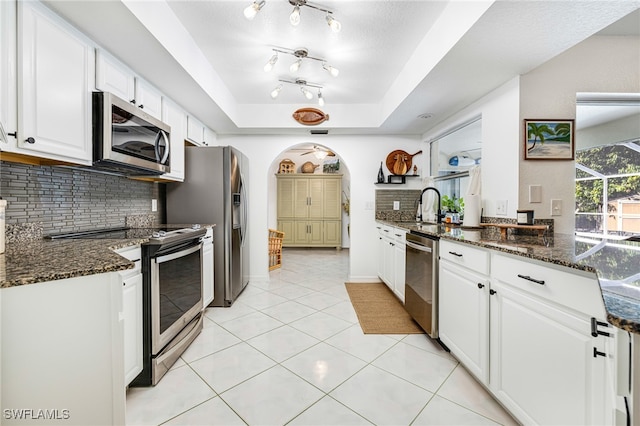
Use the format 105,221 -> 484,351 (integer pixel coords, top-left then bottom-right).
440,240 -> 489,275
391,227 -> 406,244
491,253 -> 606,318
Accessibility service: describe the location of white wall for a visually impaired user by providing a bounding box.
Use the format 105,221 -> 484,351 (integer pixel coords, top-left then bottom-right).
519,35 -> 640,233
422,77 -> 521,218
216,134 -> 422,283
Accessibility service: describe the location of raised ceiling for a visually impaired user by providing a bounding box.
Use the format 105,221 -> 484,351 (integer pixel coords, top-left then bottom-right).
44,1 -> 640,136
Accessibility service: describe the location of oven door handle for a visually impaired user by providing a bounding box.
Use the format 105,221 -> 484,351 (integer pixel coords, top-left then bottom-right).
406,240 -> 432,253
155,242 -> 202,264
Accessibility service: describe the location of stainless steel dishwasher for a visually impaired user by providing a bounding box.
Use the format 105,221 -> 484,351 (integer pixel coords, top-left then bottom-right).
405,232 -> 439,338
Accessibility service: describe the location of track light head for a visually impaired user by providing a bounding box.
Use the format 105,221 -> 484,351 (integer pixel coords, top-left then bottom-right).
317,90 -> 325,107
263,53 -> 278,72
322,63 -> 339,77
290,5 -> 301,26
243,0 -> 265,20
301,86 -> 313,100
290,59 -> 302,73
270,84 -> 283,99
326,14 -> 341,33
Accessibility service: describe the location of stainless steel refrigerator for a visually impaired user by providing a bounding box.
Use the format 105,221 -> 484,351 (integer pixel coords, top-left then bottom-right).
166,146 -> 249,307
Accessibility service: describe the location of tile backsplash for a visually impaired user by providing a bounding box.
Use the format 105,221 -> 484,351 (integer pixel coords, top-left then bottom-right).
0,161 -> 164,235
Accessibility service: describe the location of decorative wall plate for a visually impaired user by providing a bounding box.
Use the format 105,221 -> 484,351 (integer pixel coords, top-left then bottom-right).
292,108 -> 329,126
385,150 -> 422,175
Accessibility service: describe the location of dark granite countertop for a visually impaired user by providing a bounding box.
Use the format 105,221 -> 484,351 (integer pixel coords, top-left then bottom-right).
0,238 -> 144,288
378,220 -> 640,335
0,224 -> 214,289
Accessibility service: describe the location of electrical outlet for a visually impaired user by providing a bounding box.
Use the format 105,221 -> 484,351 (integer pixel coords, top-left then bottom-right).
496,200 -> 507,216
551,199 -> 562,216
393,201 -> 400,210
529,185 -> 542,203
365,201 -> 374,210
152,199 -> 158,212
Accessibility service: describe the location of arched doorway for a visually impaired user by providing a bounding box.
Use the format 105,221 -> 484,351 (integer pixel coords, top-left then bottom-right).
266,143 -> 352,276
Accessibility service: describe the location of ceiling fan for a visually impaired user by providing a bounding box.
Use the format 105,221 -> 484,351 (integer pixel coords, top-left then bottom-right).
301,145 -> 335,158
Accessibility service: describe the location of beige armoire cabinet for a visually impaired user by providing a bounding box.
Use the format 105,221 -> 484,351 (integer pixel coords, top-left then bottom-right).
277,174 -> 342,248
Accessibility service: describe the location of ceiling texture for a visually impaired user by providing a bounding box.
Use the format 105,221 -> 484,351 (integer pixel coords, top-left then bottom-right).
45,1 -> 640,136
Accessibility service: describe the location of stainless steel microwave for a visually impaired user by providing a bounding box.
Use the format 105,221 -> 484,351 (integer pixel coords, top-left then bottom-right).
92,92 -> 171,175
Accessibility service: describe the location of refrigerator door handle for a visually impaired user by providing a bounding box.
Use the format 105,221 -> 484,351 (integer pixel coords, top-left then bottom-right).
240,175 -> 248,245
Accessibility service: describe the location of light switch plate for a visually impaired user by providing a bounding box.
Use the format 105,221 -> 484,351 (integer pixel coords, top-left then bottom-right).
551,199 -> 562,216
496,200 -> 507,216
529,185 -> 542,203
152,199 -> 158,212
393,201 -> 400,210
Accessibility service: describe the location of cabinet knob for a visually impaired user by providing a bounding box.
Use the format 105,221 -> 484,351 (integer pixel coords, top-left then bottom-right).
130,99 -> 136,104
489,289 -> 497,295
477,283 -> 485,289
139,104 -> 144,109
25,137 -> 35,144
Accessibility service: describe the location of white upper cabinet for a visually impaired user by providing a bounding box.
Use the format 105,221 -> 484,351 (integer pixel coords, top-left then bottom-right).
161,97 -> 186,182
0,0 -> 17,149
204,126 -> 217,147
95,49 -> 162,120
16,0 -> 94,164
186,115 -> 205,146
95,49 -> 135,104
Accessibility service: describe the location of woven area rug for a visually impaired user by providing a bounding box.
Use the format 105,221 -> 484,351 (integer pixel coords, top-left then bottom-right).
345,283 -> 424,334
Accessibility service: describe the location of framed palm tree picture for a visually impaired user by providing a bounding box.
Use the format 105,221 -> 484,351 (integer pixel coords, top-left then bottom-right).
524,119 -> 574,160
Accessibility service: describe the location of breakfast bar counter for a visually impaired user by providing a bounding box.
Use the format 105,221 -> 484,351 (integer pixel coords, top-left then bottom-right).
378,220 -> 640,335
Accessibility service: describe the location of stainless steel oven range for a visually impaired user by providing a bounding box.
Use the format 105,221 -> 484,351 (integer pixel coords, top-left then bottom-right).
131,227 -> 207,386
47,225 -> 207,387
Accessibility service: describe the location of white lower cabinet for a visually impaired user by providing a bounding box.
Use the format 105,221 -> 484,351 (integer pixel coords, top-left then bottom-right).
489,280 -> 606,425
438,240 -> 620,425
393,233 -> 406,302
122,272 -> 143,386
376,223 -> 406,303
439,254 -> 489,383
115,245 -> 143,387
1,273 -> 125,425
376,225 -> 385,280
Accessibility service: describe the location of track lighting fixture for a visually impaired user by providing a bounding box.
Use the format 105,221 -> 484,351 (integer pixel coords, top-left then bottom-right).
243,0 -> 265,20
300,86 -> 313,100
290,58 -> 302,73
289,5 -> 301,26
270,84 -> 283,99
263,47 -> 339,78
263,53 -> 278,72
270,78 -> 326,104
322,63 -> 339,77
243,0 -> 340,32
326,14 -> 341,33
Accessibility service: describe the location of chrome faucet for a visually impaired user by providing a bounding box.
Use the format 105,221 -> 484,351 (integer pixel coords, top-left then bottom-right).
418,187 -> 444,223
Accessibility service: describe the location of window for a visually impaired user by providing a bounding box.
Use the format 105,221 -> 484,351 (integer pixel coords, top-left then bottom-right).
575,141 -> 640,237
428,117 -> 481,214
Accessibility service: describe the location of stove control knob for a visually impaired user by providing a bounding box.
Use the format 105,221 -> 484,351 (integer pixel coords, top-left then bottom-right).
192,224 -> 201,230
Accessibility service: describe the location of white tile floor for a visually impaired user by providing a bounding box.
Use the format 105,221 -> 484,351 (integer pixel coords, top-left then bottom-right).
126,248 -> 519,426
